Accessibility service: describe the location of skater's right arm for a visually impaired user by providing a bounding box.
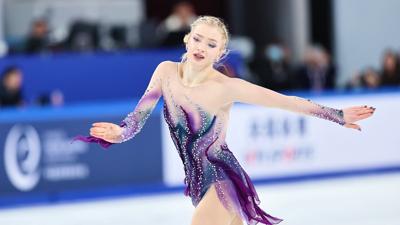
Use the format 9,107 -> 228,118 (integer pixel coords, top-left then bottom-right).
74,61 -> 167,148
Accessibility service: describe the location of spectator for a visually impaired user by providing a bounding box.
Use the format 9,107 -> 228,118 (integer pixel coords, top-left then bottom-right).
64,20 -> 100,52
25,19 -> 50,54
109,25 -> 128,50
294,45 -> 336,92
0,66 -> 24,108
249,41 -> 293,91
360,67 -> 380,89
137,18 -> 161,48
380,50 -> 400,87
345,71 -> 362,90
158,1 -> 197,47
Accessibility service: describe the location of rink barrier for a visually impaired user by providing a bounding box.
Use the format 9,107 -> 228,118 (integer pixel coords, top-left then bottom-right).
0,88 -> 399,208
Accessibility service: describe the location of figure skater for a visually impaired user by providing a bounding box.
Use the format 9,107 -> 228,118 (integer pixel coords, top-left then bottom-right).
75,16 -> 375,225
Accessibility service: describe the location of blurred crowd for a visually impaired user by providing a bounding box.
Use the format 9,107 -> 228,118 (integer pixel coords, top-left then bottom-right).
3,2 -> 197,55
1,1 -> 399,109
247,42 -> 400,93
345,50 -> 400,90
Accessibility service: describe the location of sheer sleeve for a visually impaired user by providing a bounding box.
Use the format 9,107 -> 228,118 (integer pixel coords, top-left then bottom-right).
74,62 -> 164,148
225,78 -> 346,126
118,66 -> 163,143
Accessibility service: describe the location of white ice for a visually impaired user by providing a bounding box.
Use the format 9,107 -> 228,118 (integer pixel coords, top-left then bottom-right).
0,173 -> 399,225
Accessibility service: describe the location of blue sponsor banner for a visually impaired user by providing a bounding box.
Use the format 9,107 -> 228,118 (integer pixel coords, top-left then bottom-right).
0,101 -> 163,205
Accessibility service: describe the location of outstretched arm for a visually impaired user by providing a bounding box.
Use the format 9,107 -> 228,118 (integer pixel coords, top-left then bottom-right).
225,78 -> 375,130
74,61 -> 166,148
116,64 -> 163,143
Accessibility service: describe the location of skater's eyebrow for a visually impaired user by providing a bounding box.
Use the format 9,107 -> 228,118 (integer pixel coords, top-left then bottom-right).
194,33 -> 217,43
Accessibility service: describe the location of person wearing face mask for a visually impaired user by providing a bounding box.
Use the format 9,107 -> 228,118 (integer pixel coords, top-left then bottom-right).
75,16 -> 375,225
0,66 -> 25,108
250,42 -> 293,91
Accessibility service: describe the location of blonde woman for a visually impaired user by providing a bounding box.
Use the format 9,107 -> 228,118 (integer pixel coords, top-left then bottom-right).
76,16 -> 375,225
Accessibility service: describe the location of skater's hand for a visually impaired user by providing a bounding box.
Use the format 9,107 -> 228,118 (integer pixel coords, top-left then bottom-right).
342,105 -> 375,131
90,122 -> 123,143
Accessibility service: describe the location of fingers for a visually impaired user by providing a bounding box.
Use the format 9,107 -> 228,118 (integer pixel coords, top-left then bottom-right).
93,122 -> 120,129
90,122 -> 119,141
345,106 -> 375,116
344,123 -> 361,131
90,131 -> 103,138
343,105 -> 376,131
356,108 -> 375,116
355,105 -> 373,111
93,122 -> 112,127
89,131 -> 115,143
90,129 -> 104,138
90,126 -> 110,139
348,110 -> 374,123
352,105 -> 369,110
360,105 -> 376,111
352,113 -> 374,122
346,105 -> 375,116
90,127 -> 106,133
352,105 -> 376,111
358,113 -> 373,120
92,122 -> 120,133
92,125 -> 106,134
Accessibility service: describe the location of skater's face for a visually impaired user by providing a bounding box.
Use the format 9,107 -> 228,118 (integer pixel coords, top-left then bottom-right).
185,23 -> 225,67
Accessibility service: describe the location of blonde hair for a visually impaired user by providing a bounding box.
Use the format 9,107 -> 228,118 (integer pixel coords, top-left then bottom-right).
182,15 -> 230,63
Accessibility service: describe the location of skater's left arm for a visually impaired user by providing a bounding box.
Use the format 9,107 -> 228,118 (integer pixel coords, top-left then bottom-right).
225,78 -> 375,131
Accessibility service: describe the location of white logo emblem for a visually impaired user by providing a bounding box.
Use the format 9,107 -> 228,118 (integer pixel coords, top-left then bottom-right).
4,125 -> 41,191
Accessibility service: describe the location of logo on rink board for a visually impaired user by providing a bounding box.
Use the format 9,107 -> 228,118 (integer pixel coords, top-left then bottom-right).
4,125 -> 41,191
3,124 -> 91,192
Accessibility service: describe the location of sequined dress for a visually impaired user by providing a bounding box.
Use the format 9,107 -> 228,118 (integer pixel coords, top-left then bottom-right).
76,61 -> 346,225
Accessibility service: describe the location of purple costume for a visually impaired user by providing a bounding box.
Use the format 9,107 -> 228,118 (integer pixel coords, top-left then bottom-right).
76,61 -> 345,225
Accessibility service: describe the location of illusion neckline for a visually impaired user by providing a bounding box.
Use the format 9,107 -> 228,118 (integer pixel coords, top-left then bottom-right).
176,62 -> 214,89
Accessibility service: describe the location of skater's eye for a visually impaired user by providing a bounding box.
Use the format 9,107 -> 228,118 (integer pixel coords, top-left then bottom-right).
193,37 -> 200,42
208,43 -> 216,48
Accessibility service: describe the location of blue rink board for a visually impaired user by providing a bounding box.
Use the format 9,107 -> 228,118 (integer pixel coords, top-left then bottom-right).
0,89 -> 399,208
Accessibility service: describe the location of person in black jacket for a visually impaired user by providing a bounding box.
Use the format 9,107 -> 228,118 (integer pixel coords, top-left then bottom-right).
294,46 -> 336,92
25,19 -> 49,54
249,42 -> 293,91
380,50 -> 400,87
